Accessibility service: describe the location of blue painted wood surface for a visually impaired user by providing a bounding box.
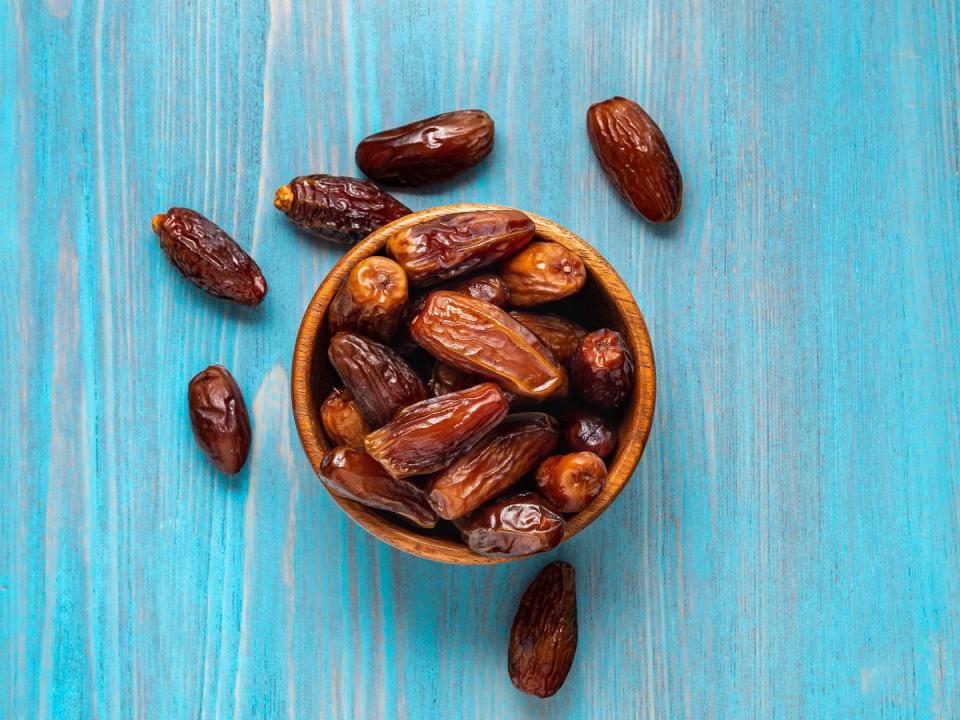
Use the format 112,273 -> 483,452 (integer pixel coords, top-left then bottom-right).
2,0 -> 959,717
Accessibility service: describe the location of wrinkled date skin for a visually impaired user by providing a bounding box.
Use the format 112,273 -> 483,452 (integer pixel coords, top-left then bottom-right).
428,362 -> 476,397
153,208 -> 267,306
535,452 -> 607,513
273,174 -> 411,244
427,413 -> 559,520
455,492 -> 565,558
328,256 -> 408,342
319,446 -> 438,528
500,241 -> 586,308
410,291 -> 566,399
328,332 -> 427,427
564,409 -> 617,458
587,96 -> 683,223
188,365 -> 251,474
441,272 -> 511,307
570,329 -> 635,408
509,562 -> 578,698
355,109 -> 495,187
387,209 -> 535,286
510,312 -> 587,366
320,387 -> 373,448
364,383 -> 509,478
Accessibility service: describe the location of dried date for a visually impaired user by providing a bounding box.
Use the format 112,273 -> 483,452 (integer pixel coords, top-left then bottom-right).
563,409 -> 617,458
500,241 -> 586,307
534,452 -> 606,513
328,256 -> 408,342
320,387 -> 373,448
570,329 -> 634,408
510,312 -> 587,366
153,208 -> 267,306
441,273 -> 511,307
187,365 -> 251,474
454,492 -> 565,558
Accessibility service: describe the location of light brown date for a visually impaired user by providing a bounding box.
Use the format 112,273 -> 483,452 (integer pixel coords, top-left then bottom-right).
427,413 -> 559,520
454,492 -> 565,558
320,387 -> 373,448
328,256 -> 408,342
510,312 -> 587,366
355,109 -> 494,187
328,332 -> 427,427
409,291 -> 566,399
534,451 -> 606,513
499,241 -> 586,307
188,365 -> 251,474
319,446 -> 437,528
153,208 -> 267,306
273,174 -> 411,243
364,383 -> 509,478
509,561 -> 578,698
387,209 -> 535,286
563,409 -> 617,458
587,96 -> 682,223
570,329 -> 634,408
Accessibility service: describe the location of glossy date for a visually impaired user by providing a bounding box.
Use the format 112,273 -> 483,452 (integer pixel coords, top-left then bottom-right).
454,492 -> 565,558
320,387 -> 373,448
187,365 -> 251,474
500,241 -> 586,307
328,256 -> 408,342
563,409 -> 617,458
570,329 -> 634,408
510,312 -> 587,366
534,451 -> 606,513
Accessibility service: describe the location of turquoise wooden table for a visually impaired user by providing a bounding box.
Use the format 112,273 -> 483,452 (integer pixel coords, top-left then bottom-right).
2,1 -> 959,718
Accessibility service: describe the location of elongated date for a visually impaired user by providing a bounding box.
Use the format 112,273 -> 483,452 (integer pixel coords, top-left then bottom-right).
500,241 -> 586,307
410,291 -> 566,399
387,209 -> 535,285
570,329 -> 634,408
364,383 -> 509,478
455,492 -> 565,558
320,387 -> 372,448
328,332 -> 427,427
427,413 -> 559,520
509,562 -> 578,698
355,109 -> 494,187
273,174 -> 411,243
188,365 -> 251,474
535,451 -> 606,513
510,312 -> 586,366
153,208 -> 267,306
328,256 -> 408,342
319,446 -> 437,528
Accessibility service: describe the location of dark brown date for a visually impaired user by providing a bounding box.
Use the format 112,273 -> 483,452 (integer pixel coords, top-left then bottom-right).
355,109 -> 494,187
319,446 -> 437,528
427,413 -> 559,520
499,241 -> 586,307
187,365 -> 251,474
387,209 -> 535,286
273,174 -> 411,243
410,291 -> 566,399
510,312 -> 587,366
509,562 -> 578,698
365,383 -> 509,478
441,273 -> 511,307
328,256 -> 408,342
153,208 -> 267,306
455,492 -> 565,558
534,452 -> 606,513
428,362 -> 476,397
587,96 -> 682,223
328,332 -> 427,427
563,409 -> 617,458
570,329 -> 634,408
320,387 -> 373,448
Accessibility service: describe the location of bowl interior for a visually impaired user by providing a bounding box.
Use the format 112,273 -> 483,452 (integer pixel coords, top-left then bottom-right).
291,204 -> 656,564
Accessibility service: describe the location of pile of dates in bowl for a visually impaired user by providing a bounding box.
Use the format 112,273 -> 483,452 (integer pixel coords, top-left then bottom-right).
296,203 -> 653,562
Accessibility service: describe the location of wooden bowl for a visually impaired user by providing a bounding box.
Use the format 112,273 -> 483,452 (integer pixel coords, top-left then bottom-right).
291,203 -> 656,564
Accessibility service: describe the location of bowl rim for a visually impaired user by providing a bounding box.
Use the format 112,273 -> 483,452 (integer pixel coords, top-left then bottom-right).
291,203 -> 656,564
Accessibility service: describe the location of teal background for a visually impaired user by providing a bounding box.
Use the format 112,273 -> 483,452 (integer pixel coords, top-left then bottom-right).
2,0 -> 959,718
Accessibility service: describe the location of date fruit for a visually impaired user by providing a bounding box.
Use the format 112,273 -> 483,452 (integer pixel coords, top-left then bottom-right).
441,272 -> 511,307
387,209 -> 535,286
570,329 -> 634,408
510,312 -> 587,366
319,446 -> 437,528
455,492 -> 565,558
273,174 -> 411,243
587,96 -> 682,223
564,409 -> 617,458
328,256 -> 408,342
320,387 -> 373,448
427,413 -> 559,520
534,452 -> 606,513
188,365 -> 251,474
153,208 -> 267,306
364,383 -> 509,478
508,561 -> 578,698
428,362 -> 475,397
328,332 -> 427,427
500,241 -> 586,307
355,109 -> 494,187
410,291 -> 566,399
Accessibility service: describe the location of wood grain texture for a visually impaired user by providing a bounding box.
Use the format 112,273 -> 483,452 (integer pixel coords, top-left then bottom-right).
1,0 -> 958,718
